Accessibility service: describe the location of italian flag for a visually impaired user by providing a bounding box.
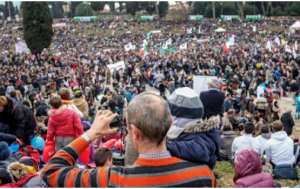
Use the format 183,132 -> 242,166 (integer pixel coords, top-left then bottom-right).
224,36 -> 234,53
139,45 -> 147,56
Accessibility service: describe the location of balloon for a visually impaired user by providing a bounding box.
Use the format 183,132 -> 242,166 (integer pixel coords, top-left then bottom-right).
103,139 -> 117,148
9,143 -> 19,153
82,121 -> 91,130
31,136 -> 45,151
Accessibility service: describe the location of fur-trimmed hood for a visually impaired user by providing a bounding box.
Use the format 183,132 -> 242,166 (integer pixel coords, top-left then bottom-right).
183,115 -> 220,134
48,105 -> 66,116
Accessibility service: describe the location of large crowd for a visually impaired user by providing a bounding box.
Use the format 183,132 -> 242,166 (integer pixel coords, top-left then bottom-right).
0,17 -> 300,187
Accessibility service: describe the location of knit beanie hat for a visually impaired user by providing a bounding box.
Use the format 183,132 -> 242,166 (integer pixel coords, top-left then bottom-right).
167,87 -> 204,139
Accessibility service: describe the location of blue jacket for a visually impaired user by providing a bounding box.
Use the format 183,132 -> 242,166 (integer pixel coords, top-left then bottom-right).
295,95 -> 300,108
223,99 -> 232,113
0,133 -> 16,143
0,122 -> 16,143
167,116 -> 221,169
275,70 -> 281,79
36,104 -> 50,117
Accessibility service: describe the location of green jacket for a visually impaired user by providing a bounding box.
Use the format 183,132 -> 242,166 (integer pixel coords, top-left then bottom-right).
125,91 -> 131,104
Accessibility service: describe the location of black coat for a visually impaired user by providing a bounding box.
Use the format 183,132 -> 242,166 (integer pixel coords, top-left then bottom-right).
200,89 -> 225,119
281,112 -> 295,136
0,98 -> 35,138
36,104 -> 50,117
0,122 -> 16,143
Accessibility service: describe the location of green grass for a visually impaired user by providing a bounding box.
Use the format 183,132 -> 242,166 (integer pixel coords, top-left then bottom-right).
215,161 -> 300,187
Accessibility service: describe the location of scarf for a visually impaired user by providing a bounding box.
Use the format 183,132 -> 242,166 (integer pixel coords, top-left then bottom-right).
62,100 -> 73,105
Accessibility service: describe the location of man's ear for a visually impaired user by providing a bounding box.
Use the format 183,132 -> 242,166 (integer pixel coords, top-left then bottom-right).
169,118 -> 173,128
130,124 -> 141,141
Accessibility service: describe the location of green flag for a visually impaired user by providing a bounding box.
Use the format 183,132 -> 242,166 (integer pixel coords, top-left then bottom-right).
159,46 -> 175,54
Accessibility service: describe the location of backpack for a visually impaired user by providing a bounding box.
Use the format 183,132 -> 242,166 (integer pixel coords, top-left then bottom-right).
0,174 -> 38,188
18,145 -> 40,171
19,157 -> 39,172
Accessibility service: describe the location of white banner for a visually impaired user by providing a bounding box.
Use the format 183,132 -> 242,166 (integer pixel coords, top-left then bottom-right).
152,30 -> 161,34
107,61 -> 126,73
15,42 -> 29,53
52,23 -> 66,27
253,26 -> 256,32
193,76 -> 218,96
180,43 -> 187,49
197,39 -> 210,43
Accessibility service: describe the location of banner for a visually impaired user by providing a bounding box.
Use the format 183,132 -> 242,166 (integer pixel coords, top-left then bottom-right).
246,15 -> 262,21
152,30 -> 161,34
15,42 -> 30,53
193,76 -> 218,96
159,46 -> 175,54
197,39 -> 210,43
189,15 -> 204,21
52,23 -> 66,27
141,16 -> 153,22
107,61 -> 126,73
180,43 -> 187,50
73,17 -> 97,22
221,15 -> 239,21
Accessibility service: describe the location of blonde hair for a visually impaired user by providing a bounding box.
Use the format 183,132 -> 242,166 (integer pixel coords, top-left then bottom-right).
15,90 -> 23,101
0,96 -> 8,107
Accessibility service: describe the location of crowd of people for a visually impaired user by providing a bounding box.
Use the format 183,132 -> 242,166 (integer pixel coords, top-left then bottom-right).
0,16 -> 300,187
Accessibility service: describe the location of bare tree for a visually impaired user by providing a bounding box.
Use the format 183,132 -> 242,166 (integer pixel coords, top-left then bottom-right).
178,1 -> 187,19
155,1 -> 159,18
235,2 -> 244,20
212,2 -> 215,19
261,2 -> 266,16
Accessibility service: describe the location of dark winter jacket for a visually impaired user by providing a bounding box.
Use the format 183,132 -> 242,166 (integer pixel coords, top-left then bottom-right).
0,122 -> 16,143
0,87 -> 5,96
0,98 -> 36,139
167,116 -> 221,169
200,89 -> 225,119
36,103 -> 50,117
281,112 -> 295,136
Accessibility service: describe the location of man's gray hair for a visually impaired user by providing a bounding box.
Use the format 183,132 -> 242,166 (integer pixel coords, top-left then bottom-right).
127,92 -> 171,146
208,78 -> 220,88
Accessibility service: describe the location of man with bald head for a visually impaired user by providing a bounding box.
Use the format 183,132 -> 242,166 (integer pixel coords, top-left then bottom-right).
41,92 -> 219,187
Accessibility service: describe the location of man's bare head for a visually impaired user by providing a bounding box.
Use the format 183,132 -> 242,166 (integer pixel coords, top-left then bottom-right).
127,92 -> 171,146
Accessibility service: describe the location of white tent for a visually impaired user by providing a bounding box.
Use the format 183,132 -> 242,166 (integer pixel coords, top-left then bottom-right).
215,28 -> 226,32
290,21 -> 300,29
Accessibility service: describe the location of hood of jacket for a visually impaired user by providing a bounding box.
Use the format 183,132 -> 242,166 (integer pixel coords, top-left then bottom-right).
234,150 -> 262,182
48,106 -> 68,122
4,97 -> 17,115
183,115 -> 220,134
281,112 -> 291,120
73,98 -> 86,107
271,131 -> 288,141
261,133 -> 271,140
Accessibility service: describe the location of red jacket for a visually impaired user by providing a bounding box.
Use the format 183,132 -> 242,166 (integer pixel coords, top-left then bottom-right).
234,150 -> 276,188
47,106 -> 84,141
